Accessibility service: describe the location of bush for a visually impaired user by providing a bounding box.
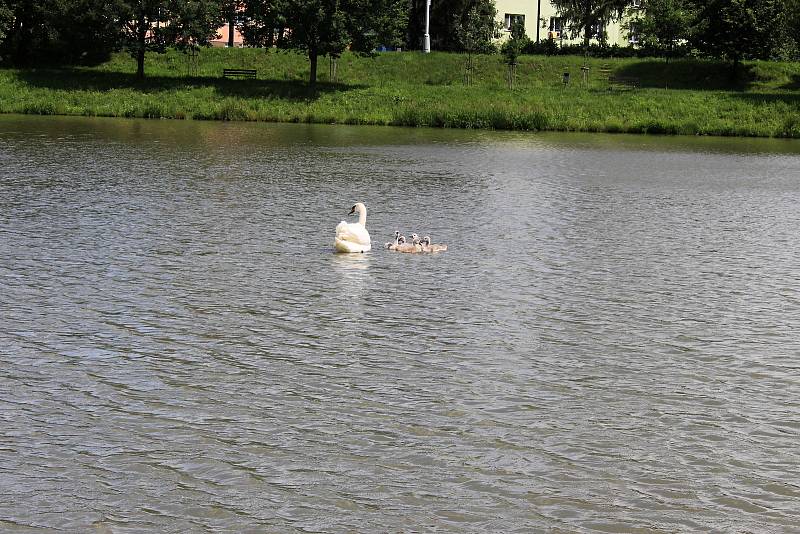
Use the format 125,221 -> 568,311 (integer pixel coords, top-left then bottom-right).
520,40 -> 691,59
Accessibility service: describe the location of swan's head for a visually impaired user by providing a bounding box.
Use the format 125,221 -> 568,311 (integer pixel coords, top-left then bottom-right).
421,236 -> 431,246
394,230 -> 400,239
398,235 -> 406,244
410,233 -> 419,242
348,202 -> 367,216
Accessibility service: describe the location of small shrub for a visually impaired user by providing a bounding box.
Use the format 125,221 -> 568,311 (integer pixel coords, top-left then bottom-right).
23,100 -> 59,115
780,115 -> 800,138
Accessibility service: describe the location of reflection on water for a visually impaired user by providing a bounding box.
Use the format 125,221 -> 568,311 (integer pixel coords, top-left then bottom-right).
331,252 -> 373,306
331,251 -> 373,271
1,115 -> 800,533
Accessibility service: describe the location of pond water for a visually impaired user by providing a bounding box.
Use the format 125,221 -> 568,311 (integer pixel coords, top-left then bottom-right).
1,115 -> 799,533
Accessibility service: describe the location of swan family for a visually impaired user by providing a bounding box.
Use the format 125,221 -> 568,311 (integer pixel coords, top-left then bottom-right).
333,202 -> 447,254
385,232 -> 447,253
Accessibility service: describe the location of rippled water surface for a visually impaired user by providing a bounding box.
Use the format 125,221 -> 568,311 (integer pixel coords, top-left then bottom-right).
2,115 -> 800,533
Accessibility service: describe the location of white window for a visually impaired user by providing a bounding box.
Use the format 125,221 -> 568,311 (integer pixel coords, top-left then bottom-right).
504,14 -> 525,31
628,22 -> 639,43
631,0 -> 641,6
547,17 -> 563,39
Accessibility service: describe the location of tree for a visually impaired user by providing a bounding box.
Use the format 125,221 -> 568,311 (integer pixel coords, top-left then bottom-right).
239,0 -> 287,47
281,0 -> 348,84
624,0 -> 694,57
356,0 -> 409,51
501,20 -> 527,88
454,2 -> 501,83
549,0 -> 628,48
224,0 -> 245,47
691,0 -> 792,73
788,0 -> 800,58
113,0 -> 224,79
279,0 -> 407,85
0,0 -> 119,66
408,0 -> 497,51
0,2 -> 14,45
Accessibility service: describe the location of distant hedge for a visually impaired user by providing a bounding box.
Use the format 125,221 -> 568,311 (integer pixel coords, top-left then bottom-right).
522,39 -> 691,59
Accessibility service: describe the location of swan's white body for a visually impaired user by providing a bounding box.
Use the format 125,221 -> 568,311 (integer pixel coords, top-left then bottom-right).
334,202 -> 371,253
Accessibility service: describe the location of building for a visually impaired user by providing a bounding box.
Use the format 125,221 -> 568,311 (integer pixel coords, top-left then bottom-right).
210,22 -> 245,48
494,0 -> 634,47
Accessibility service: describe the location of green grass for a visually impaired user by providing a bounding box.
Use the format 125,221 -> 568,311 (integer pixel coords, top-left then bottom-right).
1,48 -> 799,138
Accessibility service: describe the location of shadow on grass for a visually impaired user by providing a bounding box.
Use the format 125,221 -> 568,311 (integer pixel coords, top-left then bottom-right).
781,74 -> 800,90
614,59 -> 755,90
13,68 -> 367,100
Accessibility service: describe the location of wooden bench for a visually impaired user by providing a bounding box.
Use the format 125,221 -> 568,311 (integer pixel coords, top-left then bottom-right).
223,68 -> 256,79
608,75 -> 640,89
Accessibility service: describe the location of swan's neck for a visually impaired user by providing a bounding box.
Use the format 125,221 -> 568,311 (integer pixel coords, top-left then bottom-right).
356,206 -> 367,226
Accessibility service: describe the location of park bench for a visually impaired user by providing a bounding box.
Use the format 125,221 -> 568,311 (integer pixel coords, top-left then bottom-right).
608,75 -> 640,89
223,68 -> 257,79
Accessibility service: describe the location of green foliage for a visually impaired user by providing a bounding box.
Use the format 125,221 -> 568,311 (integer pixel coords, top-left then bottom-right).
2,49 -> 798,138
0,0 -> 120,66
164,0 -> 228,49
625,0 -> 693,57
789,0 -> 800,54
360,0 -> 410,50
501,20 -> 527,65
265,0 -> 408,83
239,0 -> 286,47
691,0 -> 794,66
408,0 -> 499,52
500,21 -> 527,88
113,0 -> 224,78
453,1 -> 501,54
0,3 -> 13,43
549,0 -> 629,47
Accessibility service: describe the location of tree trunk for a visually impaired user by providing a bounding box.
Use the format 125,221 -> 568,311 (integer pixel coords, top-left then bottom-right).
583,9 -> 591,49
136,12 -> 146,80
228,5 -> 235,48
309,48 -> 318,85
137,46 -> 145,79
329,56 -> 338,83
731,55 -> 740,81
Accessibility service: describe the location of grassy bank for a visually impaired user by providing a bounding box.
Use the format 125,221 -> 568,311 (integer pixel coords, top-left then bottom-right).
1,48 -> 799,137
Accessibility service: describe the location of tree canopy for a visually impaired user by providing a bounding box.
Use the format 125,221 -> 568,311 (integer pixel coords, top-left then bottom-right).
625,0 -> 694,56
690,0 -> 794,66
0,0 -> 120,66
408,0 -> 499,52
113,0 -> 224,78
0,0 -> 797,76
270,0 -> 407,84
550,0 -> 629,47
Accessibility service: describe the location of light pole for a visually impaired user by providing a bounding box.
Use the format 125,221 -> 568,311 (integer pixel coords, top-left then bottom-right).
423,0 -> 431,53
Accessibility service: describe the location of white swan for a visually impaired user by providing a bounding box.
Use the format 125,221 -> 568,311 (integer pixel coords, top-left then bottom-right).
334,202 -> 371,253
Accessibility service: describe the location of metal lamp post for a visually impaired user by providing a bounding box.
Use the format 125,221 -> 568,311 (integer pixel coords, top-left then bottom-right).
423,0 -> 431,53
